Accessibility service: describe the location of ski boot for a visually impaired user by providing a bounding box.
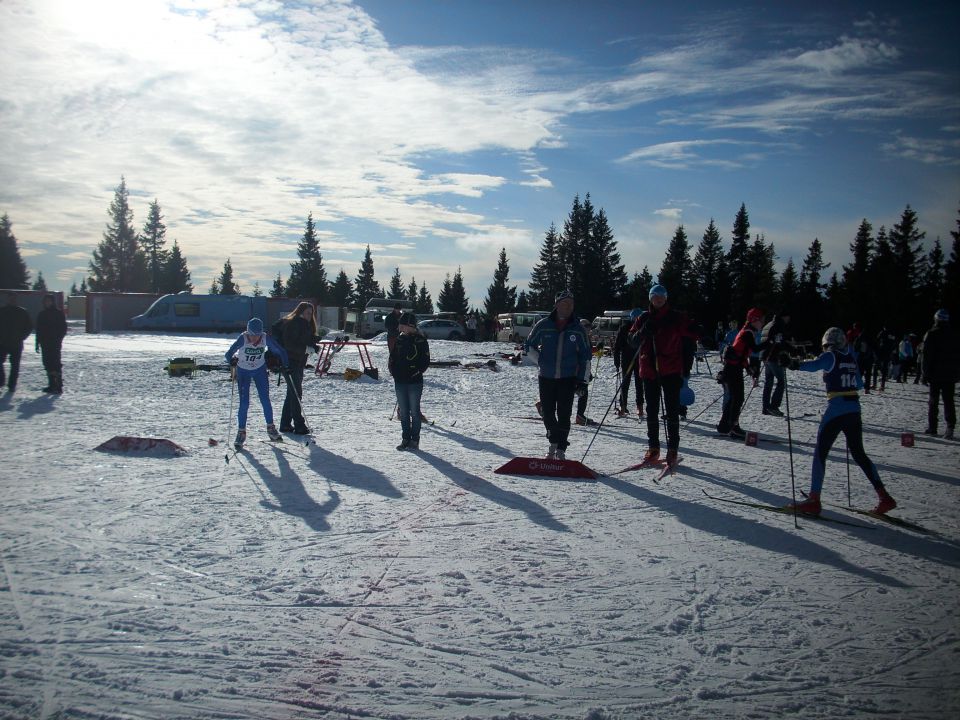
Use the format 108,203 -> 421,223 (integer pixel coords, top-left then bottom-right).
535,400 -> 543,418
555,447 -> 566,461
945,427 -> 955,440
789,492 -> 821,516
397,439 -> 410,451
576,414 -> 586,426
642,448 -> 660,465
615,405 -> 629,418
546,442 -> 558,459
408,439 -> 419,451
872,491 -> 896,515
729,426 -> 747,439
234,429 -> 247,451
664,449 -> 679,467
266,423 -> 283,442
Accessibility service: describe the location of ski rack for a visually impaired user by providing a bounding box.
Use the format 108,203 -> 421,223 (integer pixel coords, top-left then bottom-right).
314,338 -> 377,378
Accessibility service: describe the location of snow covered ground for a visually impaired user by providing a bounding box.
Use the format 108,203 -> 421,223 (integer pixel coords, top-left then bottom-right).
1,325 -> 958,720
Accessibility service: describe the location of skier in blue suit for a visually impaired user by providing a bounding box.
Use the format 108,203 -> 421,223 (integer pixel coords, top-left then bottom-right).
786,327 -> 896,516
225,318 -> 289,450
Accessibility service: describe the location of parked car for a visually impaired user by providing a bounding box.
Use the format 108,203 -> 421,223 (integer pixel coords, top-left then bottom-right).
417,319 -> 466,340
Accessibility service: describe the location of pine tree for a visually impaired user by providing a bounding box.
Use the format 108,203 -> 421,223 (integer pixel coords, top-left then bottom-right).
749,235 -> 778,312
627,267 -> 654,309
88,177 -> 149,292
691,218 -> 729,331
483,248 -> 517,318
921,237 -> 945,318
162,240 -> 192,293
215,258 -> 240,295
796,238 -> 830,342
591,207 -> 628,312
658,225 -> 693,309
516,290 -> 530,312
31,271 -> 47,291
270,272 -> 286,298
417,284 -> 434,315
438,268 -> 469,315
352,245 -> 382,309
387,267 -> 405,299
839,219 -> 874,326
251,282 -> 263,297
778,258 -> 800,312
944,208 -> 960,316
286,213 -> 328,301
406,277 -> 419,308
140,199 -> 169,294
0,214 -> 30,289
329,270 -> 353,307
868,225 -> 899,329
528,223 -> 564,310
888,204 -> 927,329
726,203 -> 751,320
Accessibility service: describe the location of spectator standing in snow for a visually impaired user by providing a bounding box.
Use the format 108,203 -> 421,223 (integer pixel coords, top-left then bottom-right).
628,284 -> 698,467
277,302 -> 320,435
717,307 -> 766,439
852,331 -> 875,394
385,303 -> 402,353
35,293 -> 67,394
0,292 -> 32,394
759,309 -> 793,416
225,318 -> 289,450
575,318 -> 597,425
389,312 -> 430,450
613,308 -> 644,418
525,290 -> 592,461
466,315 -> 477,342
873,327 -> 897,390
785,327 -> 897,516
896,334 -> 913,382
719,320 -> 737,356
921,309 -> 958,439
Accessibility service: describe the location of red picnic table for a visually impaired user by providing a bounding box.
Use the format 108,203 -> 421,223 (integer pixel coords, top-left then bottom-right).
313,337 -> 378,377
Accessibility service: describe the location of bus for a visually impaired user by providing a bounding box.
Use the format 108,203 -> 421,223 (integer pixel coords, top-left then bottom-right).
496,311 -> 550,343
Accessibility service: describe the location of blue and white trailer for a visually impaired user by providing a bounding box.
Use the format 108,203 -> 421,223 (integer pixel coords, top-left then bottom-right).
130,294 -> 303,332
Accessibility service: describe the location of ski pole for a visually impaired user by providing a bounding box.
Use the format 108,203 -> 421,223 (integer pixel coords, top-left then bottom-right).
683,388 -> 723,426
225,367 -> 236,464
784,371 -> 798,528
845,438 -> 851,508
581,343 -> 642,463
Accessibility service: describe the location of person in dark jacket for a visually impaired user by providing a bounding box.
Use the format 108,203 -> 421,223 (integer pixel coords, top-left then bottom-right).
613,309 -> 644,418
0,292 -> 33,393
873,327 -> 896,390
277,302 -> 320,435
385,303 -> 402,353
717,307 -> 766,438
524,290 -> 592,460
759,310 -> 793,416
921,309 -> 958,439
628,284 -> 698,467
389,312 -> 430,450
35,294 -> 67,394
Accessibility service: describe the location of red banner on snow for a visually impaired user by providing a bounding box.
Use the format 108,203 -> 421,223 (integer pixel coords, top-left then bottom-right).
494,456 -> 597,480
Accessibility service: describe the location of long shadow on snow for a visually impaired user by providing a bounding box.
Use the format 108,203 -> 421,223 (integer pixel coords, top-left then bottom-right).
600,475 -> 910,587
14,395 -> 58,419
243,449 -> 341,532
416,450 -> 570,533
424,423 -> 514,458
306,444 -> 403,498
679,465 -> 960,568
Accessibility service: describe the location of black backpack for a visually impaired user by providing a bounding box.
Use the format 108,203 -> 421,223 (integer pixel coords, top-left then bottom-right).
271,317 -> 286,343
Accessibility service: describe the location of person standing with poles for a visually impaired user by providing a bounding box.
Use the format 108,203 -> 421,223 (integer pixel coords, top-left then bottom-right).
760,309 -> 792,416
613,308 -> 644,418
717,307 -> 766,438
389,312 -> 430,450
0,292 -> 32,394
525,290 -> 592,460
628,284 -> 698,468
921,309 -> 958,439
35,293 -> 67,394
225,318 -> 289,450
783,327 -> 896,516
275,301 -> 320,435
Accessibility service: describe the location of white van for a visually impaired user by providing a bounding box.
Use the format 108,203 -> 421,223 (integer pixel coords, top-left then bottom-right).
358,297 -> 414,338
591,310 -> 631,344
496,311 -> 550,343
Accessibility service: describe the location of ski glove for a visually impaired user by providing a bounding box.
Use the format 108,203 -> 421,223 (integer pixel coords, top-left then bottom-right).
575,381 -> 589,398
229,357 -> 239,367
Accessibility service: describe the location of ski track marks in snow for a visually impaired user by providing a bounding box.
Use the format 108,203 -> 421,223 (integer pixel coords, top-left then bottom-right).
0,329 -> 958,719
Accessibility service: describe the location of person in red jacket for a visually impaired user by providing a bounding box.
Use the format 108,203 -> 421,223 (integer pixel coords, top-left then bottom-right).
717,307 -> 766,438
627,284 -> 698,468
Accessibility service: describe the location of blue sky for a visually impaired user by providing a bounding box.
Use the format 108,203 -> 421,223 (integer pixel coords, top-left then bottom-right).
1,0 -> 958,305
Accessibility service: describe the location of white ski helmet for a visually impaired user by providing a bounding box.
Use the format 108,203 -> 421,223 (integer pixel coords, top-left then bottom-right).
821,327 -> 846,350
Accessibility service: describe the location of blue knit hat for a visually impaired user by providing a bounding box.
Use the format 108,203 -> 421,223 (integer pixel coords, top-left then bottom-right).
247,317 -> 264,335
649,284 -> 668,300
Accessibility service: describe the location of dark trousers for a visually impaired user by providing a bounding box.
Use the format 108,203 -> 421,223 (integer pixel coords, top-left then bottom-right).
538,376 -> 577,451
0,344 -> 23,390
872,357 -> 889,390
643,374 -> 682,451
619,364 -> 643,413
762,361 -> 785,411
811,411 -> 883,495
928,381 -> 957,431
281,361 -> 306,430
718,366 -> 745,433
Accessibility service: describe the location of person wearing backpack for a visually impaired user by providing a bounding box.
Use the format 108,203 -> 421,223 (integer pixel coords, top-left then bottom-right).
275,302 -> 320,435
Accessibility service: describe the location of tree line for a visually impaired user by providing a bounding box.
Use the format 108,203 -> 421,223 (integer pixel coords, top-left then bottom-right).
2,176 -> 957,343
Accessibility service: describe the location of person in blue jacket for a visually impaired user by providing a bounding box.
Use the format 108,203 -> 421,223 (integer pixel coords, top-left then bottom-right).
786,327 -> 896,516
524,290 -> 592,460
225,318 -> 289,450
